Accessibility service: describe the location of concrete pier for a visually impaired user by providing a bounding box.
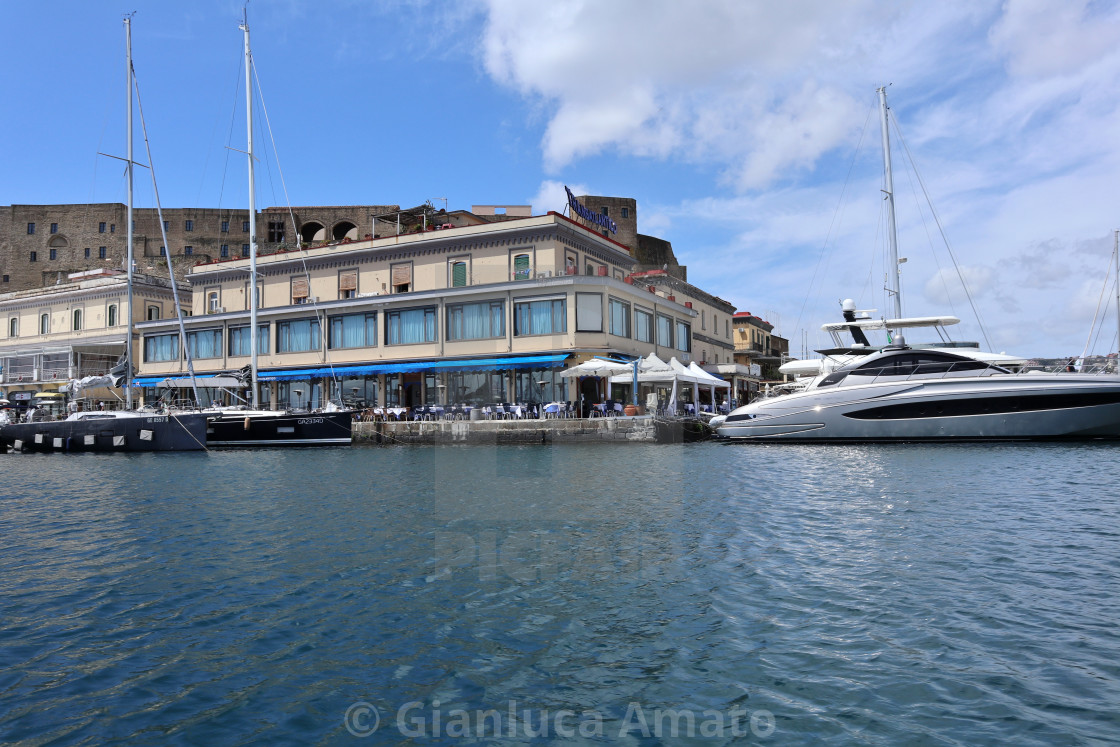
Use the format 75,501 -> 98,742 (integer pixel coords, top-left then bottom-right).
354,415 -> 663,445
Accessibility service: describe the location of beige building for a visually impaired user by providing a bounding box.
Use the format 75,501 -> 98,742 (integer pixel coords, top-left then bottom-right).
0,269 -> 187,407
133,211 -> 735,411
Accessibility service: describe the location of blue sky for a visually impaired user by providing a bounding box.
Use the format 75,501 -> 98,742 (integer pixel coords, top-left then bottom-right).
3,0 -> 1120,358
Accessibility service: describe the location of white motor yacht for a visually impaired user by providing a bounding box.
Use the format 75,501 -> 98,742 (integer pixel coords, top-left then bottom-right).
712,341 -> 1120,441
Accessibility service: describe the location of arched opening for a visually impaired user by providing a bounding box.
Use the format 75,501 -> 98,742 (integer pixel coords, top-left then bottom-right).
332,221 -> 358,241
300,221 -> 326,243
108,304 -> 118,327
72,308 -> 83,331
39,313 -> 49,335
48,235 -> 68,249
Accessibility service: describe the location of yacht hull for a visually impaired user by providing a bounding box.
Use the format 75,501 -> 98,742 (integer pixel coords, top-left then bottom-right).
715,374 -> 1120,442
204,410 -> 353,447
1,413 -> 208,453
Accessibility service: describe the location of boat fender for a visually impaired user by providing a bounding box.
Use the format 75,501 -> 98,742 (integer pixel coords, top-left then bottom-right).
244,417 -> 251,430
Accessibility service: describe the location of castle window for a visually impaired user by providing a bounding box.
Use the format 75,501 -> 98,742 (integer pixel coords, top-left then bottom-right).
49,249 -> 57,260
220,244 -> 229,258
85,248 -> 90,258
27,223 -> 35,234
50,223 -> 58,234
99,222 -> 106,233
221,220 -> 229,233
29,251 -> 37,262
185,219 -> 194,232
99,247 -> 107,259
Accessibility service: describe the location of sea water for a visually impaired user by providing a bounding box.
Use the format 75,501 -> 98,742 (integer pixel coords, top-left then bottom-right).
1,442 -> 1118,744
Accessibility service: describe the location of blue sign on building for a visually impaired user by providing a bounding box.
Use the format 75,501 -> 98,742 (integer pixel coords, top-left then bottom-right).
565,186 -> 617,235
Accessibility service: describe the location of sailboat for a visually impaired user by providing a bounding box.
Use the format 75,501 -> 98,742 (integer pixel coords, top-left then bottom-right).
178,11 -> 351,447
0,16 -> 208,453
712,87 -> 1120,442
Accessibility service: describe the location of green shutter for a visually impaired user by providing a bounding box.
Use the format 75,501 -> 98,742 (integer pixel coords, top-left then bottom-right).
514,254 -> 530,279
452,262 -> 467,287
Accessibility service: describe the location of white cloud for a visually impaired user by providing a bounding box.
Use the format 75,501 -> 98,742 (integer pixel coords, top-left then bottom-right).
475,0 -> 1120,354
529,180 -> 585,215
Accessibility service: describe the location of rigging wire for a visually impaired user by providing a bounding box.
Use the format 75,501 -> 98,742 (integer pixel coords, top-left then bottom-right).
897,136 -> 958,320
891,116 -> 994,351
216,49 -> 244,229
132,65 -> 207,428
249,54 -> 343,393
791,98 -> 877,339
1082,250 -> 1114,360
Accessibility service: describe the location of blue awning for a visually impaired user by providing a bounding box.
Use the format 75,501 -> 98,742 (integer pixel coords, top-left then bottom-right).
132,374 -> 241,387
257,354 -> 569,381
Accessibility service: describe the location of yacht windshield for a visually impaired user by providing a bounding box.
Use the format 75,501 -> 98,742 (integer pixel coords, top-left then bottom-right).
816,351 -> 1008,388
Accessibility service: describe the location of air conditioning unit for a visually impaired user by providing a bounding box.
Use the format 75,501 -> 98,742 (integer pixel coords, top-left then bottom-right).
309,296 -> 318,303
212,306 -> 225,314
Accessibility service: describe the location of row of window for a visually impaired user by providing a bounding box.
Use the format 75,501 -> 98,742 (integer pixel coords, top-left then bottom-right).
28,245 -> 253,263
27,220 -> 253,236
31,247 -> 109,262
7,306 -> 116,337
6,304 -> 164,338
144,296 -> 691,362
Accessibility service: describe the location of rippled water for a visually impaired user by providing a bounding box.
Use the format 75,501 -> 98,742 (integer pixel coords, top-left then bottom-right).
1,443 -> 1119,744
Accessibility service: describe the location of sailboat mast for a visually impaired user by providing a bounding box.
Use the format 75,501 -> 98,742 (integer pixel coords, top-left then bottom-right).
125,15 -> 135,410
241,11 -> 260,409
877,86 -> 903,325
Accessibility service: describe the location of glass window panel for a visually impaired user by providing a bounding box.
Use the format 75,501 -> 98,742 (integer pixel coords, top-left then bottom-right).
228,325 -> 270,356
144,333 -> 180,362
329,312 -> 378,349
187,329 -> 223,359
514,298 -> 566,336
447,301 -> 504,341
676,321 -> 691,352
609,298 -> 631,337
277,318 -> 321,352
657,314 -> 673,347
386,307 -> 436,345
635,309 -> 652,343
575,293 -> 603,333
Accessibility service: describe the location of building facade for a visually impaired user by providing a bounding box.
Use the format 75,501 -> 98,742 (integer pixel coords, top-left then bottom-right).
0,269 -> 187,407
0,203 -> 404,293
132,211 -> 734,411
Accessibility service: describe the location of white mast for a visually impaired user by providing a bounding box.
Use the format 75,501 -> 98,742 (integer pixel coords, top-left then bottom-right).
241,10 -> 260,409
1115,229 -> 1119,360
877,86 -> 903,327
124,15 -> 135,409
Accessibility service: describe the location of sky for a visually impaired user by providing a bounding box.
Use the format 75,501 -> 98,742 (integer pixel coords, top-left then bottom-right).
3,0 -> 1120,358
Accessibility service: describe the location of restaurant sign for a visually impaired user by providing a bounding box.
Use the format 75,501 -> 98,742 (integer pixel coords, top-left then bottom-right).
565,186 -> 617,235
